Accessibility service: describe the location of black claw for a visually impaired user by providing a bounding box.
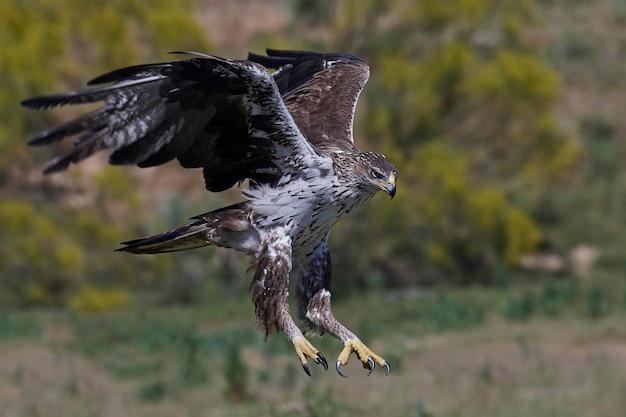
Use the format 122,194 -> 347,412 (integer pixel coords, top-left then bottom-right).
336,360 -> 348,378
302,362 -> 312,377
383,361 -> 391,375
366,357 -> 376,376
316,352 -> 329,371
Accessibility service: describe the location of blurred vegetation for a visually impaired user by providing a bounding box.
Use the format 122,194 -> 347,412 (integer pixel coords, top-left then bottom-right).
2,0 -> 625,308
0,273 -> 624,414
223,342 -> 251,402
299,0 -> 582,286
2,0 -> 214,307
2,0 -> 210,172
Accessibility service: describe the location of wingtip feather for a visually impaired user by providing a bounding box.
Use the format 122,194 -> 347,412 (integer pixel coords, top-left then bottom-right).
115,245 -> 145,254
21,96 -> 64,110
42,158 -> 71,175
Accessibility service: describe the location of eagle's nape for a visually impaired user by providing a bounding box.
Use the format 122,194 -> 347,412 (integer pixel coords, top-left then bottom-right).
22,48 -> 397,377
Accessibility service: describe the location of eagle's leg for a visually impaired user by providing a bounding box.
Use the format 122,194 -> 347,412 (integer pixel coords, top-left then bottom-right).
305,289 -> 390,377
250,228 -> 327,376
296,241 -> 390,377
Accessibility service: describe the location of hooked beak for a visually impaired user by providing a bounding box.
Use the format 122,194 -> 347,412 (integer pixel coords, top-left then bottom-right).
385,174 -> 396,199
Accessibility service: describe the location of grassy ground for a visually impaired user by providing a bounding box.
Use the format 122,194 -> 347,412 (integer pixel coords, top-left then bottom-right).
1,277 -> 625,417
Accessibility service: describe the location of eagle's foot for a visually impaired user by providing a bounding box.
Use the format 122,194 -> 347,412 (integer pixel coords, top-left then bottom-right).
335,338 -> 390,377
293,336 -> 328,376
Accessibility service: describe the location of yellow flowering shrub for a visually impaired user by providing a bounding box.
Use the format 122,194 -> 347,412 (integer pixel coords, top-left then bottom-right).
67,285 -> 132,312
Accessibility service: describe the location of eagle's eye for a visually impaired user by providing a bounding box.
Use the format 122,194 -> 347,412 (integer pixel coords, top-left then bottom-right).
370,169 -> 383,180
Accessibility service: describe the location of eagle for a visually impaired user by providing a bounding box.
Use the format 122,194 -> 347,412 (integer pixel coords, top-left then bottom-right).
22,49 -> 398,377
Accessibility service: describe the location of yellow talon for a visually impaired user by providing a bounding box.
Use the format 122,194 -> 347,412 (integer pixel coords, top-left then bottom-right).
336,338 -> 390,377
293,336 -> 328,376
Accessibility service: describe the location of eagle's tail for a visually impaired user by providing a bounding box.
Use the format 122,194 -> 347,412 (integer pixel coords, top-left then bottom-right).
117,220 -> 211,254
117,202 -> 257,254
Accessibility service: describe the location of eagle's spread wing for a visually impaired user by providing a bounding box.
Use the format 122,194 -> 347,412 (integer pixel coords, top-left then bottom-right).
21,52 -> 314,192
248,49 -> 369,151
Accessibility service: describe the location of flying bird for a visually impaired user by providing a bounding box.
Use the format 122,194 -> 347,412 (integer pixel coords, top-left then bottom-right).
22,49 -> 398,377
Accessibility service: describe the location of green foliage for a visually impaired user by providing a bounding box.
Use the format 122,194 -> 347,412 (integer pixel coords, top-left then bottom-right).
416,400 -> 435,417
66,285 -> 132,312
137,381 -> 168,402
92,167 -> 141,208
178,332 -> 208,387
296,0 -> 579,286
0,197 -> 177,307
501,276 -> 617,321
463,50 -> 559,107
302,385 -> 352,417
0,1 -> 64,166
0,200 -> 82,306
423,292 -> 486,331
586,284 -> 610,319
333,142 -> 542,285
503,291 -> 536,321
3,0 -> 210,172
223,342 -> 250,403
1,0 -> 216,307
623,273 -> 626,308
538,277 -> 579,316
579,116 -> 617,179
0,313 -> 42,341
107,358 -> 163,379
1,0 -> 611,312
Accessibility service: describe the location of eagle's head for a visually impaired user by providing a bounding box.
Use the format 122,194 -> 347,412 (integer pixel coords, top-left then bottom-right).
356,152 -> 398,199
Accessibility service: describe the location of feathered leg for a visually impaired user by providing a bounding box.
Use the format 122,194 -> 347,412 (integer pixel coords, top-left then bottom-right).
250,228 -> 328,376
296,240 -> 390,377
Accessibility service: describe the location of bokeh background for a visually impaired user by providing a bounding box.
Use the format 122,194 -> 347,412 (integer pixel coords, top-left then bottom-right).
1,0 -> 625,416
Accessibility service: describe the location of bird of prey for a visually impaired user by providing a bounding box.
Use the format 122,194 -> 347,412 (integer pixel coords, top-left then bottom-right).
22,49 -> 398,377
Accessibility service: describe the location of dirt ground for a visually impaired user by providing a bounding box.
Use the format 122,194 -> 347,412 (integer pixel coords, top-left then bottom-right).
1,315 -> 625,417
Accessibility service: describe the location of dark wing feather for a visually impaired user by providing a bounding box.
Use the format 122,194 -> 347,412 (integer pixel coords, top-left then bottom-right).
22,53 -> 313,192
248,49 -> 370,151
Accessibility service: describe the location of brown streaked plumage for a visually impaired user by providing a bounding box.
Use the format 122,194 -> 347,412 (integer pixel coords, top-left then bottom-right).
22,49 -> 398,377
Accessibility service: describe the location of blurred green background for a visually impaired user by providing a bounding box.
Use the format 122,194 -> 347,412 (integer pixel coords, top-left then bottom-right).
1,0 -> 625,416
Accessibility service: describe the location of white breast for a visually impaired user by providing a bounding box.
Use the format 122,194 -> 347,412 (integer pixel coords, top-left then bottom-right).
244,174 -> 373,255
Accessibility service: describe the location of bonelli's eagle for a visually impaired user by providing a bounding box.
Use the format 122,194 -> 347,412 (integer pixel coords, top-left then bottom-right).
22,49 -> 398,377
